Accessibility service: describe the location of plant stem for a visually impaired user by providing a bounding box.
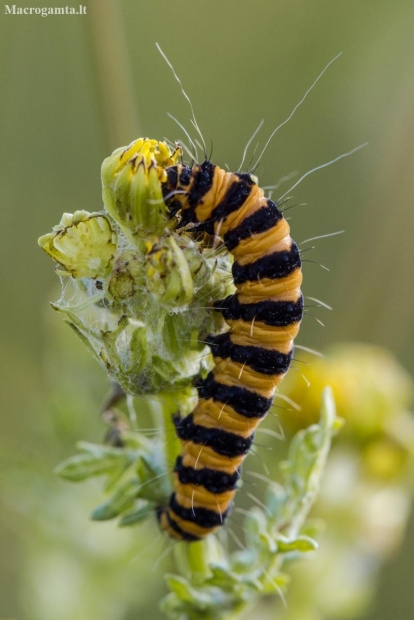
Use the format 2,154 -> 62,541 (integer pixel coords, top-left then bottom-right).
86,0 -> 141,146
287,386 -> 336,538
147,392 -> 183,484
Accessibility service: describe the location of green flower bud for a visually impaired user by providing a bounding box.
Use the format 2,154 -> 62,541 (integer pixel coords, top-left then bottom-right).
101,138 -> 181,239
145,236 -> 194,306
38,210 -> 117,279
107,250 -> 144,301
181,244 -> 209,289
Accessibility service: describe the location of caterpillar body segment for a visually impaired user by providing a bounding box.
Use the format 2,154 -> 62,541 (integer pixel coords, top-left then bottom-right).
158,161 -> 303,540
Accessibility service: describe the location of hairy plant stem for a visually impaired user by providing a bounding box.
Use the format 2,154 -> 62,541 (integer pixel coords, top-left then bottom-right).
147,392 -> 186,487
149,390 -> 214,580
174,539 -> 211,578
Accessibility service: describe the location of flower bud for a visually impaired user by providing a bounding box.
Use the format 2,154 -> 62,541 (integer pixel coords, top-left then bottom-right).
107,250 -> 144,301
38,210 -> 117,279
145,236 -> 193,306
180,244 -> 209,290
101,138 -> 182,239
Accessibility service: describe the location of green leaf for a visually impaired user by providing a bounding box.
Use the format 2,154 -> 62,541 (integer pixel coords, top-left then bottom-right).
164,575 -> 209,607
206,565 -> 261,592
55,452 -> 126,482
91,477 -> 142,520
277,535 -> 318,553
128,324 -> 148,374
77,441 -> 135,458
134,451 -> 170,504
259,531 -> 278,554
119,502 -> 154,526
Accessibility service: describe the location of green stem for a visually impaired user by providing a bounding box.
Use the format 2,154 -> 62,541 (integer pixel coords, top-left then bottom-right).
287,386 -> 337,538
148,391 -> 214,581
86,0 -> 141,146
174,539 -> 211,578
147,392 -> 183,485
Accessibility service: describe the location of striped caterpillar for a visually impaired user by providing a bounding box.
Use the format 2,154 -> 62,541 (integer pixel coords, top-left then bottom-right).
157,160 -> 303,540
41,44 -> 362,541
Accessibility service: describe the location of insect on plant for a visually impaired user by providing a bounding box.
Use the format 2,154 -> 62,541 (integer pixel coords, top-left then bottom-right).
38,44 -> 364,619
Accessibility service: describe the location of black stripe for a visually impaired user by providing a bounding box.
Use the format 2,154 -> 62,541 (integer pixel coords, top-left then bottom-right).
206,333 -> 292,375
170,492 -> 230,529
175,455 -> 240,494
197,372 -> 272,418
232,242 -> 301,285
166,511 -> 201,541
174,413 -> 253,457
164,165 -> 178,191
164,166 -> 184,219
223,199 -> 283,251
210,173 -> 254,222
215,294 -> 303,327
187,161 -> 216,208
156,505 -> 201,541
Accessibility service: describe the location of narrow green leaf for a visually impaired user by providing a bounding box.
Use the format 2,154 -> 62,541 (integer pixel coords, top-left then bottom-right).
91,478 -> 141,520
119,502 -> 153,526
277,535 -> 318,553
55,453 -> 123,482
164,575 -> 209,607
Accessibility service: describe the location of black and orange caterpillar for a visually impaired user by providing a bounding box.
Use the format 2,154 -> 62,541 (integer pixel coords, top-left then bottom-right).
157,160 -> 303,540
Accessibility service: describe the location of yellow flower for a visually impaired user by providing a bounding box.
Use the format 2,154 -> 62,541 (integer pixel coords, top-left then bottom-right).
280,343 -> 413,441
101,138 -> 181,240
38,210 -> 117,279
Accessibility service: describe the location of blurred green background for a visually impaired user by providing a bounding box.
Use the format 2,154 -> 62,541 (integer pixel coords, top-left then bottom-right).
1,0 -> 414,618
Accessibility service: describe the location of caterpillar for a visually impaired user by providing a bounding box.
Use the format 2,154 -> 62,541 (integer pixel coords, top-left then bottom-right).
156,160 -> 303,540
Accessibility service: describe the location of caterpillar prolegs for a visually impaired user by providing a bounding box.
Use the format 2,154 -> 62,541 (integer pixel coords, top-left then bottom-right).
157,161 -> 303,540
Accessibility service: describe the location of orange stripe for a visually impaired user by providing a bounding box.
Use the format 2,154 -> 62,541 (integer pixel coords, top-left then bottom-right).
181,440 -> 244,473
213,358 -> 285,394
193,398 -> 261,437
236,268 -> 303,301
231,220 -> 291,264
212,366 -> 276,399
228,324 -> 295,351
226,319 -> 301,345
218,190 -> 265,234
174,478 -> 235,511
192,167 -> 229,222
